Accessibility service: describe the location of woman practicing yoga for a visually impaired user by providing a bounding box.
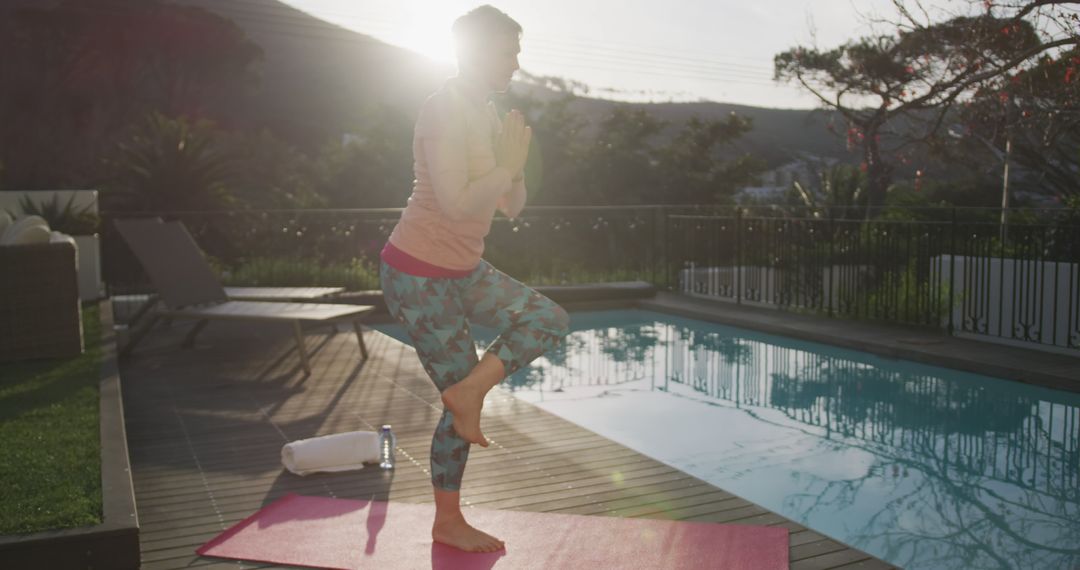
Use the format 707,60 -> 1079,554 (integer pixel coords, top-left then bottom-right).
379,5 -> 571,553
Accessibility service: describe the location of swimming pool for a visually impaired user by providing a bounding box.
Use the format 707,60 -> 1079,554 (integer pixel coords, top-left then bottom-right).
373,308 -> 1080,570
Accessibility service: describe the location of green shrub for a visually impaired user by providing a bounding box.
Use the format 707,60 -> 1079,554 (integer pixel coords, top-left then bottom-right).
215,256 -> 380,290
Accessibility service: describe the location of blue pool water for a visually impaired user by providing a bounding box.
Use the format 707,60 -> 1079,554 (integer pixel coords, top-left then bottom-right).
373,309 -> 1080,570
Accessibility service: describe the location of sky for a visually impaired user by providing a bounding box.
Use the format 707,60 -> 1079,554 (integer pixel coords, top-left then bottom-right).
282,0 -> 967,109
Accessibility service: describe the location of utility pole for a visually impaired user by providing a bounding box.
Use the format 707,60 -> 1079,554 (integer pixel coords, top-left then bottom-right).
999,101 -> 1015,246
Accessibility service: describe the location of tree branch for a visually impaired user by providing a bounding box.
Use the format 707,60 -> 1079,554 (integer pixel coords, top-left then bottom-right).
898,36 -> 1078,115
1011,0 -> 1080,22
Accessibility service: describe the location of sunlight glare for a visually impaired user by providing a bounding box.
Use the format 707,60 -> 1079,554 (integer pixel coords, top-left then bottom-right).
398,5 -> 458,63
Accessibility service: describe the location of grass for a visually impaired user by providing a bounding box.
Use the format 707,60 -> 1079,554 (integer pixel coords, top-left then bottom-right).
0,306 -> 103,535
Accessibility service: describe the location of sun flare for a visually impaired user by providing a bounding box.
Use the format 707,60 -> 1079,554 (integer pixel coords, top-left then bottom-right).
397,6 -> 459,63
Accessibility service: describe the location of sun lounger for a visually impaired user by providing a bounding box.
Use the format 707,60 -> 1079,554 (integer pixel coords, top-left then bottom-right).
113,218 -> 372,373
119,219 -> 346,322
223,287 -> 344,301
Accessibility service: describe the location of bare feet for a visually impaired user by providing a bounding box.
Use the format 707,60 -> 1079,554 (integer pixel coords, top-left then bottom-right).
432,514 -> 505,553
441,381 -> 488,446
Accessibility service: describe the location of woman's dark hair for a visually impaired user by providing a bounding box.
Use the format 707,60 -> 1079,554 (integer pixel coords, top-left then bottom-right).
452,5 -> 522,61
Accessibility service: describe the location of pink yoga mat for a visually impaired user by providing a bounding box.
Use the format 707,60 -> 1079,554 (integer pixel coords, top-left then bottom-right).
197,494 -> 788,570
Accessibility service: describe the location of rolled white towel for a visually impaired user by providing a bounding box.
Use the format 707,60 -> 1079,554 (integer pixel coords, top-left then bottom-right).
281,431 -> 382,476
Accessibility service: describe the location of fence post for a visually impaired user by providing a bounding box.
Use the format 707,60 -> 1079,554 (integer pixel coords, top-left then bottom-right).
827,209 -> 835,318
656,206 -> 669,290
736,207 -> 743,305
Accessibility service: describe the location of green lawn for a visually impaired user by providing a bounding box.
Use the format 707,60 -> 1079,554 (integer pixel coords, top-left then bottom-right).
0,306 -> 103,535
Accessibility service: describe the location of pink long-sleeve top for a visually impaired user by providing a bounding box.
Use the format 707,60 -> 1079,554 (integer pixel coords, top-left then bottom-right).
381,76 -> 527,277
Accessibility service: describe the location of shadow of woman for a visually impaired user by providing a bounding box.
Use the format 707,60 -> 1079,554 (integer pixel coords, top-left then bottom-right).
259,462 -> 395,551
364,496 -> 388,555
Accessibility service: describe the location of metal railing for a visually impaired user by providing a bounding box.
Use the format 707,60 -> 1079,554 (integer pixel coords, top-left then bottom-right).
100,205 -> 1080,352
668,207 -> 1080,353
100,206 -> 667,291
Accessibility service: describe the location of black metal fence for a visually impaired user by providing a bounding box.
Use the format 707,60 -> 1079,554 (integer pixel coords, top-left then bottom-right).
100,206 -> 668,293
100,205 -> 1080,353
668,207 -> 1080,352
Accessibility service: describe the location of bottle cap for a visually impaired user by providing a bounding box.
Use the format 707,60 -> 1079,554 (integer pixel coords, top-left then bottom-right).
381,424 -> 392,431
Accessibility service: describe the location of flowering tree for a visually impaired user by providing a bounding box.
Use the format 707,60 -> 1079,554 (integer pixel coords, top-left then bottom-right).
919,2 -> 1080,201
774,1 -> 1079,215
954,48 -> 1080,200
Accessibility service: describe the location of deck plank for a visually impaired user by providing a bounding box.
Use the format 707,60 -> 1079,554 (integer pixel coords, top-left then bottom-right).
120,318 -> 892,569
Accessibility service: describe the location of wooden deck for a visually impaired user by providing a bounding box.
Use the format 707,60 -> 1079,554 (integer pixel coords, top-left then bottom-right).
119,315 -> 896,569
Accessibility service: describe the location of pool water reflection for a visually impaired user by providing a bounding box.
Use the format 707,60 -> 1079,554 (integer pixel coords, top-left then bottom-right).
374,309 -> 1080,570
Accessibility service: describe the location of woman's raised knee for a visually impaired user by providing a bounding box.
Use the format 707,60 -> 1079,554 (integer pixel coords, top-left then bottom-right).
548,304 -> 571,338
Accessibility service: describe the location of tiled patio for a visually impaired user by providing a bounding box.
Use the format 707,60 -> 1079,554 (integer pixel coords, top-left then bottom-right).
119,310 -> 895,569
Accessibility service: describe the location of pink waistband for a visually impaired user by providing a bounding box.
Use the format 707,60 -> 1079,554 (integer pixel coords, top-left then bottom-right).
380,241 -> 475,278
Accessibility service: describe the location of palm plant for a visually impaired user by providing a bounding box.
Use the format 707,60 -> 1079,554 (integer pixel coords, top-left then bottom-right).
790,163 -> 867,220
12,193 -> 100,234
104,112 -> 234,212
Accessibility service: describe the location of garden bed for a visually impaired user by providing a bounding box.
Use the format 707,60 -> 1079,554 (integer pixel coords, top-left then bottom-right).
0,300 -> 139,569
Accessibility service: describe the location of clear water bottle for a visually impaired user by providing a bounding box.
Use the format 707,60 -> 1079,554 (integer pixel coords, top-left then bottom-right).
378,425 -> 396,470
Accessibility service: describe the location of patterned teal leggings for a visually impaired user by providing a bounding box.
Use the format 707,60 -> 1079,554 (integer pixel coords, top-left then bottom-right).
380,259 -> 570,491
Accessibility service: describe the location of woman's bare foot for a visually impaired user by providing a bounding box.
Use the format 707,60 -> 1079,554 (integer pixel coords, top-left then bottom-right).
432,514 -> 505,553
441,381 -> 488,446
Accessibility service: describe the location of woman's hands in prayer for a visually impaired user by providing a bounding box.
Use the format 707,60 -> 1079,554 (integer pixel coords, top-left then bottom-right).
495,109 -> 531,180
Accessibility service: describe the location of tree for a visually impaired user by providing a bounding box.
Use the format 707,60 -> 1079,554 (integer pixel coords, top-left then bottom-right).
313,104 -> 414,208
789,162 -> 868,220
951,47 -> 1080,200
658,113 -> 765,204
500,91 -> 764,206
499,90 -> 589,206
0,0 -> 262,189
775,1 -> 1073,216
219,128 -> 324,209
103,112 -> 234,212
579,107 -> 666,205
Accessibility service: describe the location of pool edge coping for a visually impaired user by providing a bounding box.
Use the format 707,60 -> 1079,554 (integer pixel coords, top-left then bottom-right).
637,291 -> 1080,394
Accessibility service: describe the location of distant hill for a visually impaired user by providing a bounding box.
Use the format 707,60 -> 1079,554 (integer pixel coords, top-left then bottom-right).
165,0 -> 850,166
1,0 -> 851,166
565,98 -> 848,166
163,0 -> 453,147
